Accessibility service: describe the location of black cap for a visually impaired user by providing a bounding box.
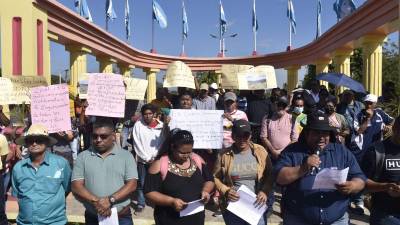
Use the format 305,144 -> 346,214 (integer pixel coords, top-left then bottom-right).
232,119 -> 252,137
304,113 -> 336,132
277,96 -> 289,107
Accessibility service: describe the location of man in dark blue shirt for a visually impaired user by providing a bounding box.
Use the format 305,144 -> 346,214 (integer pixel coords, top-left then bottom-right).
274,113 -> 366,225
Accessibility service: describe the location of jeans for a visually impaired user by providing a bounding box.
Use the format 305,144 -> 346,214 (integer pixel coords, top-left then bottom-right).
283,212 -> 349,225
370,210 -> 400,225
121,126 -> 133,150
223,209 -> 267,225
137,162 -> 149,208
351,191 -> 364,206
0,175 -> 8,225
70,136 -> 80,160
85,211 -> 133,225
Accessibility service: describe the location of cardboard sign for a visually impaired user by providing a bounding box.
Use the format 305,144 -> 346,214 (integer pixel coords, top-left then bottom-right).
237,65 -> 277,90
221,64 -> 253,89
30,84 -> 72,133
86,73 -> 125,118
0,78 -> 14,105
164,61 -> 195,89
124,77 -> 148,100
169,109 -> 224,149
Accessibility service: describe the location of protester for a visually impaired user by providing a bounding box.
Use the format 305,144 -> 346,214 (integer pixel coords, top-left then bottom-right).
237,90 -> 250,112
178,91 -> 194,110
12,124 -> 71,225
50,130 -> 76,168
222,92 -> 248,149
132,104 -> 167,213
214,119 -> 273,225
209,83 -> 220,103
306,80 -> 321,105
144,129 -> 214,225
324,96 -> 350,144
291,97 -> 307,135
0,132 -> 8,225
72,119 -> 138,225
151,88 -> 173,112
247,90 -> 273,144
193,83 -> 216,110
362,116 -> 400,225
0,106 -> 10,127
274,113 -> 366,225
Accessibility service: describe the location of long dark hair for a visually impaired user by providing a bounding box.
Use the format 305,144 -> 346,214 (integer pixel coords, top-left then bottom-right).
157,129 -> 194,159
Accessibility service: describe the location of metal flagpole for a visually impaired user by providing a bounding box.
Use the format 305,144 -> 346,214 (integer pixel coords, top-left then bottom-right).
288,0 -> 291,50
253,0 -> 257,54
219,2 -> 222,57
151,0 -> 155,53
181,0 -> 185,56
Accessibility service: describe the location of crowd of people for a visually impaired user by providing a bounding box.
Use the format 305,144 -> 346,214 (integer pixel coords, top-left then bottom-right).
0,80 -> 399,225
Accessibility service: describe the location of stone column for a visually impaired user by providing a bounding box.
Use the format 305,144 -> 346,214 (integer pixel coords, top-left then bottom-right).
215,70 -> 222,88
361,35 -> 385,96
285,65 -> 301,93
66,45 -> 91,96
333,49 -> 352,94
315,59 -> 331,89
118,64 -> 135,77
144,68 -> 160,103
97,56 -> 116,73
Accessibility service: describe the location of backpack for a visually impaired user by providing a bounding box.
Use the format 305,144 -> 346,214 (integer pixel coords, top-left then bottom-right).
160,153 -> 204,181
373,141 -> 386,181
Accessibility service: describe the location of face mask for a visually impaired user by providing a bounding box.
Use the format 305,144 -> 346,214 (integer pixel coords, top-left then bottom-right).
293,107 -> 304,114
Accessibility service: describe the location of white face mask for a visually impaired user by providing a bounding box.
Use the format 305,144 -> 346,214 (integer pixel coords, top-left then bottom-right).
293,106 -> 304,114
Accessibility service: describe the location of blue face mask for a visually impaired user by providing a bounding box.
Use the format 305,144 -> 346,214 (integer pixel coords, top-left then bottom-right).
293,107 -> 304,115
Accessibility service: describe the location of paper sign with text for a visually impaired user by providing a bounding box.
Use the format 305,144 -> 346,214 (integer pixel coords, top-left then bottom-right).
221,64 -> 253,89
86,73 -> 125,118
237,65 -> 277,90
31,84 -> 72,133
124,77 -> 148,100
169,109 -> 224,149
0,78 -> 14,105
164,61 -> 195,89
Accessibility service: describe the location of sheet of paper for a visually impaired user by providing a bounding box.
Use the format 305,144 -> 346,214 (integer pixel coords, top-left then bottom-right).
98,207 -> 119,225
226,185 -> 267,225
312,167 -> 349,190
179,199 -> 204,217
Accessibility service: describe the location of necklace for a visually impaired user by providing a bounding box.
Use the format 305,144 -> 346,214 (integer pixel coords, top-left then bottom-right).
168,158 -> 197,177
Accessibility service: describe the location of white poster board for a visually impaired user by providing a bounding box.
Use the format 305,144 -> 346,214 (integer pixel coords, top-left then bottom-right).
124,77 -> 148,100
164,61 -> 195,89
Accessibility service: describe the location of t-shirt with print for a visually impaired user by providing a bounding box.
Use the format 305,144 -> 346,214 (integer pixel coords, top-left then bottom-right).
362,139 -> 400,214
230,149 -> 258,193
223,110 -> 248,148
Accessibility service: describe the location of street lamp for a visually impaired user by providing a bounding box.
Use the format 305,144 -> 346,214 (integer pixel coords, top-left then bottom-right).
210,33 -> 238,57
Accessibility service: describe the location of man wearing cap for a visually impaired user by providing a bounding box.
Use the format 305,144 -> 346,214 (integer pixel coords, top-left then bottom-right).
193,83 -> 216,110
12,124 -> 72,225
209,83 -> 220,102
274,113 -> 366,225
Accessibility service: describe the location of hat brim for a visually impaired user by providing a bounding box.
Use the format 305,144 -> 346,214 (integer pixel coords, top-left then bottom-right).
305,124 -> 336,132
15,135 -> 58,146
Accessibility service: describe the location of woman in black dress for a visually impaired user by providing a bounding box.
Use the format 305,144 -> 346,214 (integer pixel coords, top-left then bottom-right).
144,129 -> 215,225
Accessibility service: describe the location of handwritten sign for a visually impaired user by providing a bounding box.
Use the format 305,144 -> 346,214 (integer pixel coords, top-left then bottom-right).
10,76 -> 48,104
237,65 -> 277,90
86,73 -> 125,118
124,77 -> 148,100
169,109 -> 224,149
30,84 -> 72,133
164,61 -> 195,89
221,64 -> 253,89
0,78 -> 14,105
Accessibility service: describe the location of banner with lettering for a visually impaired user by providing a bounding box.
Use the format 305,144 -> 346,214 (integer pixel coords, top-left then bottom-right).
221,65 -> 277,90
163,61 -> 195,89
124,77 -> 148,100
0,78 -> 14,105
221,64 -> 253,89
0,76 -> 48,104
30,84 -> 72,133
86,73 -> 125,118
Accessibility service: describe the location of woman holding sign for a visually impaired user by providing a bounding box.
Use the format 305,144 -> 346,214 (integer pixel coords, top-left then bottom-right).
144,129 -> 214,225
213,119 -> 273,225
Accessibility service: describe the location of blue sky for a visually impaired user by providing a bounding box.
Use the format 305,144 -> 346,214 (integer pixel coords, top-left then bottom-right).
51,0 -> 398,87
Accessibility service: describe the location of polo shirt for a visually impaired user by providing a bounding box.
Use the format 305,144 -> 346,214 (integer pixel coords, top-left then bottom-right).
72,145 -> 138,214
274,142 -> 366,225
192,96 -> 216,110
12,151 -> 71,225
0,134 -> 9,169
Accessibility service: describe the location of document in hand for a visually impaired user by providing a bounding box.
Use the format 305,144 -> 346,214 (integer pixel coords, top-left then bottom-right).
180,199 -> 205,217
312,167 -> 349,190
226,185 -> 268,225
98,207 -> 119,225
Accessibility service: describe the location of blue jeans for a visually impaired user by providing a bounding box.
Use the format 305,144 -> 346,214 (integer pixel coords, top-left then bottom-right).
137,162 -> 149,208
283,212 -> 349,225
370,210 -> 400,225
223,209 -> 267,225
85,211 -> 133,225
121,126 -> 132,150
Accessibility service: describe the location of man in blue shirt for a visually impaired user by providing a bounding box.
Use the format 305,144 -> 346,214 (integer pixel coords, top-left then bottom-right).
12,124 -> 72,225
274,113 -> 366,225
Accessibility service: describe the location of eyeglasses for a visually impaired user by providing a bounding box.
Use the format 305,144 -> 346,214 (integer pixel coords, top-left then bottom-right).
25,137 -> 48,146
92,134 -> 112,140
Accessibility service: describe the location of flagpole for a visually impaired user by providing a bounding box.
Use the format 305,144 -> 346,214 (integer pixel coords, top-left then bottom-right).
181,0 -> 185,56
253,0 -> 257,55
219,1 -> 223,57
288,0 -> 291,51
151,0 -> 155,53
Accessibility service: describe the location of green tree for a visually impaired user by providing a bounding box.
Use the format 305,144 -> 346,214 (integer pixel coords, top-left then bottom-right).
195,71 -> 217,84
350,48 -> 363,82
382,39 -> 399,94
302,65 -> 316,89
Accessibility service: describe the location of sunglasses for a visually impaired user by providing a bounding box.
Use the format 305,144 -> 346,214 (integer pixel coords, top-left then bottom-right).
92,134 -> 112,140
25,137 -> 48,145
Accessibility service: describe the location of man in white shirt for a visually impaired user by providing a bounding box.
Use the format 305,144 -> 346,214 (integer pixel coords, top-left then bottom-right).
132,104 -> 166,213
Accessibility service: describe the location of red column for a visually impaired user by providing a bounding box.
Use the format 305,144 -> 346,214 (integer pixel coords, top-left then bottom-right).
12,17 -> 22,75
37,20 -> 43,76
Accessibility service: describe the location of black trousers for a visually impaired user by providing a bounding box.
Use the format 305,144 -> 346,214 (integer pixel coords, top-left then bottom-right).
0,174 -> 8,225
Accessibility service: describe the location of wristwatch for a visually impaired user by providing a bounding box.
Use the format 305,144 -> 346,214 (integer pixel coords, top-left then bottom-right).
109,196 -> 116,205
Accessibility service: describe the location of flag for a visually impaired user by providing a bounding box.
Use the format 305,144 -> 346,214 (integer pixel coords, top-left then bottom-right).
74,0 -> 93,22
220,0 -> 227,36
316,0 -> 321,38
153,0 -> 168,29
287,0 -> 296,34
333,0 -> 356,20
252,0 -> 258,33
182,1 -> 188,39
125,0 -> 131,40
106,0 -> 117,21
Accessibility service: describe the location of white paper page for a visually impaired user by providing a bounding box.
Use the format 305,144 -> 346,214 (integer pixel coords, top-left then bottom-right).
98,207 -> 119,225
179,199 -> 205,217
226,185 -> 267,225
312,167 -> 349,190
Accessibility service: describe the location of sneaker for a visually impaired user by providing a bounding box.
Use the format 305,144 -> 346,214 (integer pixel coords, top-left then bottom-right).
134,205 -> 144,215
212,210 -> 223,217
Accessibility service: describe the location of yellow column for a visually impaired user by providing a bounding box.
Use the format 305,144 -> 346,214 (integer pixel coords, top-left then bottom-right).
97,57 -> 116,73
215,70 -> 222,88
361,35 -> 385,96
144,68 -> 159,103
333,49 -> 352,94
315,59 -> 331,89
285,65 -> 301,93
118,64 -> 135,77
66,45 -> 91,96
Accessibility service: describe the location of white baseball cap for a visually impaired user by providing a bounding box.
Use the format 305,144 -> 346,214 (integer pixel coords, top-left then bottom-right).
364,94 -> 378,103
210,83 -> 218,90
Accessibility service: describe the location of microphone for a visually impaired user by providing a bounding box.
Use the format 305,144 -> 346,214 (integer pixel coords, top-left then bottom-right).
310,147 -> 321,175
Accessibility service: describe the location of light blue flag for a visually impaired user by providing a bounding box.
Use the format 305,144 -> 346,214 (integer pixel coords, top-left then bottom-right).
252,0 -> 258,33
316,0 -> 321,38
333,0 -> 356,20
153,0 -> 168,29
220,0 -> 227,36
74,0 -> 93,22
125,0 -> 131,40
287,0 -> 296,34
182,1 -> 189,39
106,0 -> 117,20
